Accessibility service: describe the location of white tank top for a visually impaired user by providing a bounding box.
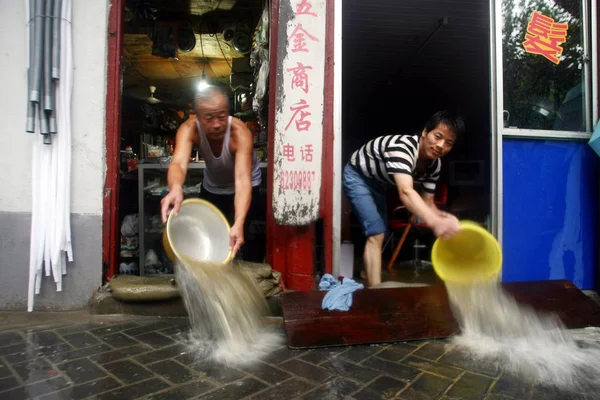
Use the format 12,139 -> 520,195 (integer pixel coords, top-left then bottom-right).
196,117 -> 262,195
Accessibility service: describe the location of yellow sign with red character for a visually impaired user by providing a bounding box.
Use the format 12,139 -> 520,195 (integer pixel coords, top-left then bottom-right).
522,11 -> 569,64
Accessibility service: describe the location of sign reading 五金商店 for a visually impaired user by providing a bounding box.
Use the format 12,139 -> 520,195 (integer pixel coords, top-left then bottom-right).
273,0 -> 326,225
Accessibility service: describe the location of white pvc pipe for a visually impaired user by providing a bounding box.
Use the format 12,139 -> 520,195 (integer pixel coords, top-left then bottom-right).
55,0 -> 73,288
51,0 -> 70,291
28,132 -> 44,308
35,108 -> 47,296
64,0 -> 73,263
42,141 -> 51,279
53,81 -> 64,288
50,138 -> 59,287
26,0 -> 38,311
52,2 -> 64,286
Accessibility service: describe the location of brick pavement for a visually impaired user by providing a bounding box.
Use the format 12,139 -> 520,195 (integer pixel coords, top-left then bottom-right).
0,313 -> 590,399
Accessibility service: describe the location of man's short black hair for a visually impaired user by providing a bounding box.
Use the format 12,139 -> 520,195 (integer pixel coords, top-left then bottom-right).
424,110 -> 465,141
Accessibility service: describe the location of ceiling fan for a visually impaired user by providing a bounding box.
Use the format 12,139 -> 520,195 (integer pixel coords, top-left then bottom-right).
146,85 -> 161,104
123,84 -> 190,107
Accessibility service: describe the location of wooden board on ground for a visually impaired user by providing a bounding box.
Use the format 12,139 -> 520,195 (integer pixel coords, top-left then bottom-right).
281,280 -> 600,349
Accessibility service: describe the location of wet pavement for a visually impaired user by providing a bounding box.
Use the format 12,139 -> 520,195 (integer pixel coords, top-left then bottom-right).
0,311 -> 591,399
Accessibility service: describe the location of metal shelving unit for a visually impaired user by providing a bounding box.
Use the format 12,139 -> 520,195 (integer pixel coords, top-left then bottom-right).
137,161 -> 267,275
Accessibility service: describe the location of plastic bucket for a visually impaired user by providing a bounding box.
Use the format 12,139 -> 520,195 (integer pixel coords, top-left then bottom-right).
163,198 -> 232,264
431,220 -> 502,283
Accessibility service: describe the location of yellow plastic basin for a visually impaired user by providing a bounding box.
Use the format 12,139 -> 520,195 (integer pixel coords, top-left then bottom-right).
431,220 -> 502,283
163,198 -> 233,264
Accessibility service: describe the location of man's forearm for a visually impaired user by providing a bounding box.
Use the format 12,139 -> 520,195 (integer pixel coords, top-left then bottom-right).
233,181 -> 252,226
167,163 -> 186,190
425,198 -> 445,217
399,188 -> 439,226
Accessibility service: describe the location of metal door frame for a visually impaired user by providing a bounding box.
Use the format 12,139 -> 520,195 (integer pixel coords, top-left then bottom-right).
331,0 -> 343,276
332,0 -> 507,276
491,0 -> 599,281
490,0 -> 503,253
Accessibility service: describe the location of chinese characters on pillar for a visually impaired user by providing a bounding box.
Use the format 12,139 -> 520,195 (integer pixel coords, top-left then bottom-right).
282,144 -> 314,162
273,0 -> 326,224
296,0 -> 318,17
522,11 -> 569,65
280,5 -> 320,191
285,99 -> 312,131
287,63 -> 312,94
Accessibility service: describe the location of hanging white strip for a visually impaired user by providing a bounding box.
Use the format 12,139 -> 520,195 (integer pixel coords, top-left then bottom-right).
49,122 -> 59,285
42,140 -> 52,278
64,0 -> 73,263
27,0 -> 44,308
35,126 -> 48,294
26,0 -> 32,309
53,69 -> 65,287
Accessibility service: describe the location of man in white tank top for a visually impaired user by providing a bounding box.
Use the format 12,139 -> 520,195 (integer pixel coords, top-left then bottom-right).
161,85 -> 262,260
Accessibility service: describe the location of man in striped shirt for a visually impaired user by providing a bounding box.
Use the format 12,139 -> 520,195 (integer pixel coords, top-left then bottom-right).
343,111 -> 464,287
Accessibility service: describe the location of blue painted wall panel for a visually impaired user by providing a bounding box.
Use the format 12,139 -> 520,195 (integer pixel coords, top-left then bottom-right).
502,139 -> 599,289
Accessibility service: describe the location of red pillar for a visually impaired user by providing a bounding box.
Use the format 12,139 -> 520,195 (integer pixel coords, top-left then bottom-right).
103,0 -> 125,281
266,0 -> 335,290
320,0 -> 335,276
266,0 -> 315,291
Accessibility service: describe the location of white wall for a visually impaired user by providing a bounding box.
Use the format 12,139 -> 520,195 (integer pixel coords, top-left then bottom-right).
0,0 -> 108,215
70,0 -> 109,215
0,0 -> 31,212
0,0 -> 109,310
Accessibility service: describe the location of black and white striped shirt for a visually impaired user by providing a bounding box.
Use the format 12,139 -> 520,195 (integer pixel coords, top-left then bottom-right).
349,134 -> 441,193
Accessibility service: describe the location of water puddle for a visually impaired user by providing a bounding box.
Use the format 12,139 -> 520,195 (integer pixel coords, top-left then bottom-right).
447,281 -> 600,394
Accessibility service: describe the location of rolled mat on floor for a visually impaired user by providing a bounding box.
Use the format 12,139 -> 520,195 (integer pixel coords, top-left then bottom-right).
237,261 -> 284,298
109,262 -> 283,303
108,275 -> 180,302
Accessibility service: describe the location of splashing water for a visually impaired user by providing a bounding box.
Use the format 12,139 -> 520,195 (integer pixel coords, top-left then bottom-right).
175,259 -> 283,367
446,281 -> 600,393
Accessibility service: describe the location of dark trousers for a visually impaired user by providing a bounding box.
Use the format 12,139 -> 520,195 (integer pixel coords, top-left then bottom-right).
199,186 -> 263,262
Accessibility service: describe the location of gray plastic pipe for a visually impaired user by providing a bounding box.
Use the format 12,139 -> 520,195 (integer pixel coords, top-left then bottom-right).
52,0 -> 61,80
43,0 -> 54,113
48,0 -> 61,133
40,103 -> 49,135
26,0 -> 35,132
30,0 -> 44,104
49,114 -> 57,133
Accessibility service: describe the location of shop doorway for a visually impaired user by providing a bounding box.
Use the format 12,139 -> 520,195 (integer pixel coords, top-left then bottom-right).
338,0 -> 493,286
105,0 -> 271,279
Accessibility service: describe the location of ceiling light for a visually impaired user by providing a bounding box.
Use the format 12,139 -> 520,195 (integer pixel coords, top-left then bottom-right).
197,72 -> 209,91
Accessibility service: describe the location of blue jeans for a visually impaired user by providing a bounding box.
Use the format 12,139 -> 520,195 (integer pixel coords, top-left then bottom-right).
343,163 -> 388,237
